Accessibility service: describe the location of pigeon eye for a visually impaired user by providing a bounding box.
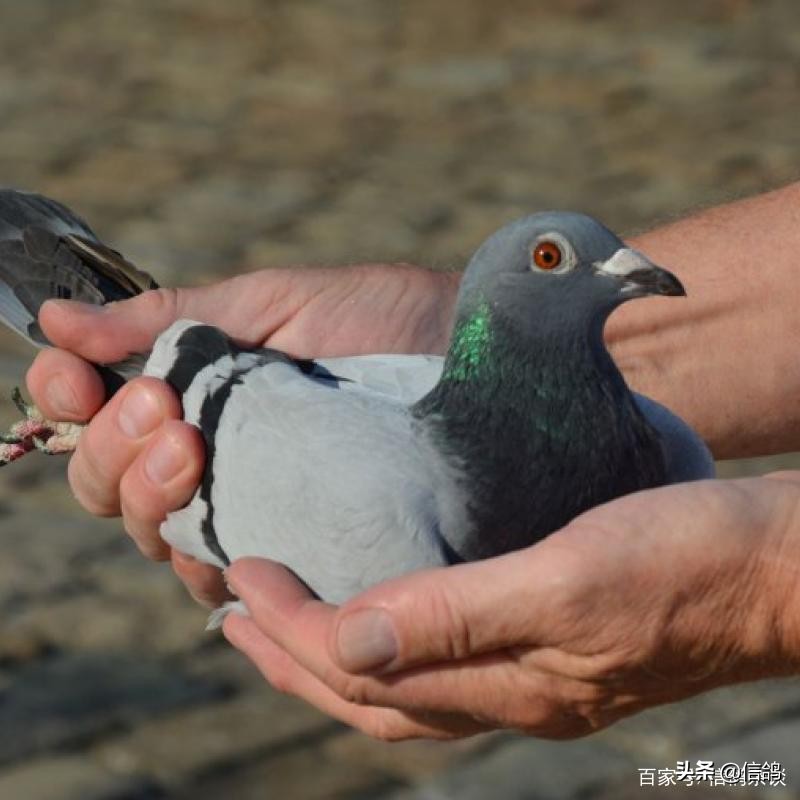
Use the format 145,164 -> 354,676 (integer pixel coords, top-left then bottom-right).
532,241 -> 563,271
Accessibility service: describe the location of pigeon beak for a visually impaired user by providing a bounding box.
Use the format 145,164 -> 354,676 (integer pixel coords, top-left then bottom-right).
594,248 -> 686,297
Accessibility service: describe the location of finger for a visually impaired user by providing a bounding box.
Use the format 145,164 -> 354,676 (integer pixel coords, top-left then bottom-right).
39,290 -> 190,363
119,420 -> 205,561
38,270 -> 312,364
171,550 -> 230,608
332,542 -> 578,674
764,470 -> 800,486
224,559 -> 546,723
68,377 -> 181,519
26,348 -> 107,422
223,613 -> 486,740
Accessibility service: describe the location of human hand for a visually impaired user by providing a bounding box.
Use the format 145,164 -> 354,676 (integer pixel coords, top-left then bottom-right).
221,475 -> 800,740
25,264 -> 459,605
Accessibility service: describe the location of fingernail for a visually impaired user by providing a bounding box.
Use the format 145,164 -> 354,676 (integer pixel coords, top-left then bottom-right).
118,386 -> 163,439
336,608 -> 398,673
144,434 -> 185,484
45,375 -> 80,417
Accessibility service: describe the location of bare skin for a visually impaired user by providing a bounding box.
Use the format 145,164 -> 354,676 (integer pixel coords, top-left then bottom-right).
24,181 -> 800,737
614,180 -> 800,459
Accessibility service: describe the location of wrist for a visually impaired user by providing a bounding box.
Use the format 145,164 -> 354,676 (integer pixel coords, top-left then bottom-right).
715,475 -> 800,683
643,478 -> 800,689
758,474 -> 800,675
607,183 -> 800,459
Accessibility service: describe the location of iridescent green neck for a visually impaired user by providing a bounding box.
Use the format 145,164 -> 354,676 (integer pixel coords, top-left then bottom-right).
442,298 -> 494,382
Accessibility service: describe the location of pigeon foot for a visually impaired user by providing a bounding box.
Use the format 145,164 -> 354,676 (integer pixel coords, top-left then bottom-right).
0,387 -> 84,465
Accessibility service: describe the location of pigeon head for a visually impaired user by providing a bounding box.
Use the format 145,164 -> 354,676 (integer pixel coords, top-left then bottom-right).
417,211 -> 687,561
456,211 -> 684,338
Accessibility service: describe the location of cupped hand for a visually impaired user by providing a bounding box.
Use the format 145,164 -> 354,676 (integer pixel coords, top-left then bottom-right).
25,264 -> 459,605
221,474 -> 800,740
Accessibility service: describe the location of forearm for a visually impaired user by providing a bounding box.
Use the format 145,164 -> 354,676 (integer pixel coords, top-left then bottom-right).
606,181 -> 800,458
733,473 -> 800,680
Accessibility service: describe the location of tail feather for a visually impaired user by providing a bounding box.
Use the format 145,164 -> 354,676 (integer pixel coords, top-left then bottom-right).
0,189 -> 159,354
63,234 -> 158,297
0,190 -> 95,241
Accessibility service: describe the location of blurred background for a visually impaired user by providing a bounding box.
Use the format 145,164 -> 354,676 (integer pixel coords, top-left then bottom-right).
0,0 -> 798,798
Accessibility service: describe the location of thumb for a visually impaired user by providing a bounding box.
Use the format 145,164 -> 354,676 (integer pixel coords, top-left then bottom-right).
39,284 -> 239,364
38,267 -> 320,364
332,543 -> 567,675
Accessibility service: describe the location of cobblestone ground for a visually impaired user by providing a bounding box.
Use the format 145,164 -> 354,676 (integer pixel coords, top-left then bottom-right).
0,1 -> 799,798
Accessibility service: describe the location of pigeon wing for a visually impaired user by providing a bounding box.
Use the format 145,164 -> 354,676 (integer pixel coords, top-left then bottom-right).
632,393 -> 715,482
318,354 -> 715,483
0,189 -> 157,348
148,322 -> 456,603
313,353 -> 443,401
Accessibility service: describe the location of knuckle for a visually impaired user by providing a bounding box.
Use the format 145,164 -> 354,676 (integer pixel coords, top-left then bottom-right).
359,714 -> 408,742
75,412 -> 105,460
132,533 -> 170,561
509,697 -> 576,738
74,492 -> 117,518
512,673 -> 614,738
119,473 -> 161,525
337,675 -> 374,707
67,452 -> 118,517
184,571 -> 227,607
518,716 -> 593,740
268,675 -> 291,695
495,672 -> 562,733
171,552 -> 197,582
24,352 -> 49,397
121,511 -> 169,562
262,662 -> 294,696
120,501 -> 168,561
79,400 -> 136,471
421,585 -> 472,660
173,551 -> 207,583
186,586 -> 216,609
135,287 -> 181,321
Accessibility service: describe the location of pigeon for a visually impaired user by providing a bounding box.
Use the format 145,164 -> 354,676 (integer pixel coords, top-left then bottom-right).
0,189 -> 714,617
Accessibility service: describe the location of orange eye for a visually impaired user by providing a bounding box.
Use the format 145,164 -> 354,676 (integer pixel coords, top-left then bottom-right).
532,241 -> 562,270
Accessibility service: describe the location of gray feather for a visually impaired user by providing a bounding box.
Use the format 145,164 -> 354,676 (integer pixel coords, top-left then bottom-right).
150,323 -> 460,602
0,191 -> 102,345
317,354 -> 714,482
0,189 -> 158,383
